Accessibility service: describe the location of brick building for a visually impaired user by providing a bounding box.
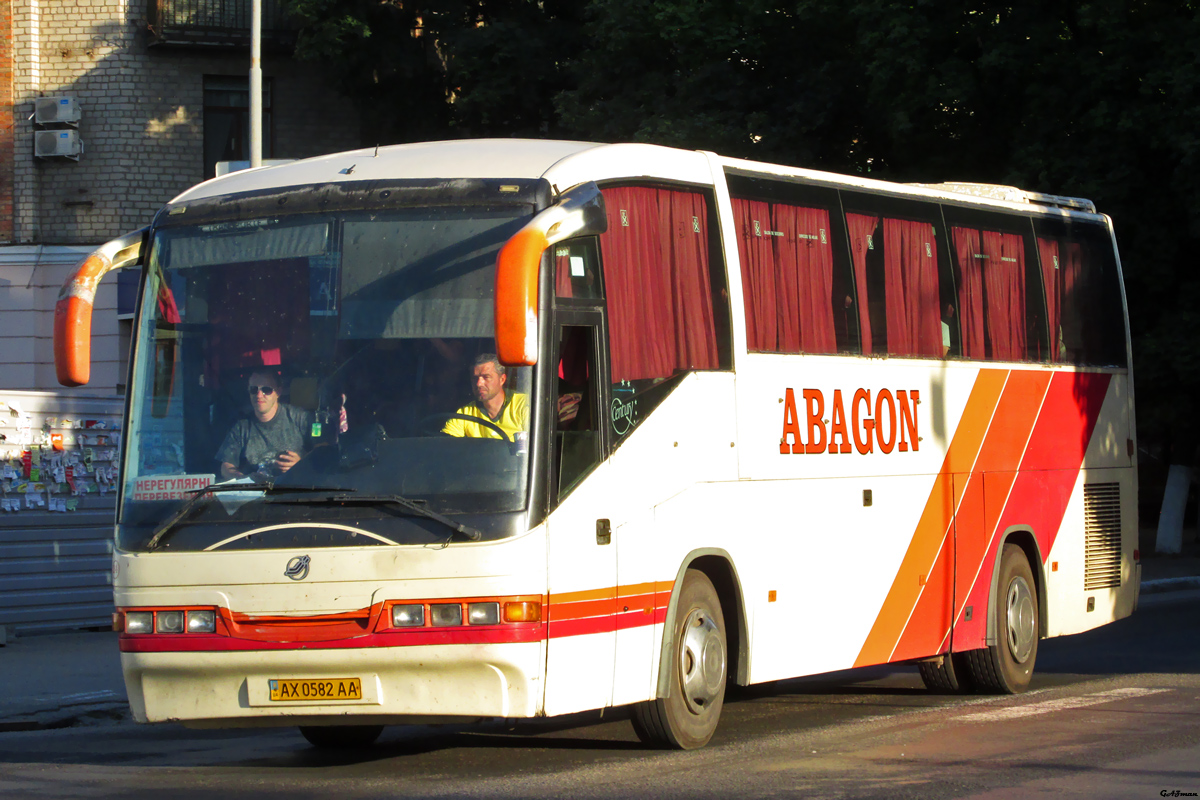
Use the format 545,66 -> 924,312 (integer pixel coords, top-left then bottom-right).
0,0 -> 360,393
0,0 -> 359,636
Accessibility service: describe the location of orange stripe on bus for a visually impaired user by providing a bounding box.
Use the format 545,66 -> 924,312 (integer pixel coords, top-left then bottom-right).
854,369 -> 1007,668
548,596 -> 619,622
891,370 -> 1053,660
550,586 -> 617,604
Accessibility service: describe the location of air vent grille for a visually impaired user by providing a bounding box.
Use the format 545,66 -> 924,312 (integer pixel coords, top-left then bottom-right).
1084,482 -> 1122,590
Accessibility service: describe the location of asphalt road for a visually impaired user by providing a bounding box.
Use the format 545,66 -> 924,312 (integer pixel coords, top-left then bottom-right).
0,590 -> 1197,800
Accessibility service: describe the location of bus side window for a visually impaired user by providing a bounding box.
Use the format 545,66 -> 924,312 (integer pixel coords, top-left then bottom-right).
944,211 -> 1044,363
730,196 -> 855,355
554,325 -> 602,504
1033,219 -> 1127,367
846,213 -> 946,358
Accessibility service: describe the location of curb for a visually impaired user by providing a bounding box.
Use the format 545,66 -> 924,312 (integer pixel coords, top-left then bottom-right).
1140,576 -> 1200,595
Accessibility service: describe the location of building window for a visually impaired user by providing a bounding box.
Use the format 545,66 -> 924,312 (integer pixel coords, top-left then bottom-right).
203,76 -> 272,179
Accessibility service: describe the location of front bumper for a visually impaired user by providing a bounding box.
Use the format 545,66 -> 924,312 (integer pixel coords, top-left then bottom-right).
121,640 -> 545,726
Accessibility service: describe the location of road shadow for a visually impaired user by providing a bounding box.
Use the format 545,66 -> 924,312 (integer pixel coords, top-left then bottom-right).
1036,591 -> 1200,676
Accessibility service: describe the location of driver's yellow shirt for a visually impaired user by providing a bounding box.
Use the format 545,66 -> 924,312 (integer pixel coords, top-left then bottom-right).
442,393 -> 529,440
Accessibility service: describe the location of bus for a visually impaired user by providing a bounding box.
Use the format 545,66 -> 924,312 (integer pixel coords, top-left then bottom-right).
54,140 -> 1138,750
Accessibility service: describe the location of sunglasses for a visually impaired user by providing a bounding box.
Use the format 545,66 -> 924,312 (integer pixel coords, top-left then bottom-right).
248,385 -> 276,396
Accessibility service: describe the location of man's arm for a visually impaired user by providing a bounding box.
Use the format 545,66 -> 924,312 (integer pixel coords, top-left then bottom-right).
442,414 -> 467,437
215,422 -> 248,480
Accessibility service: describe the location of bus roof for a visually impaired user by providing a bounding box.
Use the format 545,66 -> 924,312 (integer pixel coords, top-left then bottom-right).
171,139 -> 606,203
171,139 -> 1105,223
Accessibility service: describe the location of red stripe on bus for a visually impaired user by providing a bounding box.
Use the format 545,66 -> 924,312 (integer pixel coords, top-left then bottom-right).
950,371 -> 1111,651
891,370 -> 1051,662
122,581 -> 674,652
855,369 -> 1008,667
548,596 -> 619,622
120,625 -> 545,652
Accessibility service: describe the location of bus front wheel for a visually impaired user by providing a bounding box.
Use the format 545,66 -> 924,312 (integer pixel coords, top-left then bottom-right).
964,543 -> 1039,693
299,724 -> 384,749
631,569 -> 727,750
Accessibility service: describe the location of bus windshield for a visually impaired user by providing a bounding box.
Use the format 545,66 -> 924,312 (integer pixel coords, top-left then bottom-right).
119,201 -> 535,552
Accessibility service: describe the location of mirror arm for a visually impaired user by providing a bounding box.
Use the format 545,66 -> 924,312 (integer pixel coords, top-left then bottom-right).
494,183 -> 607,366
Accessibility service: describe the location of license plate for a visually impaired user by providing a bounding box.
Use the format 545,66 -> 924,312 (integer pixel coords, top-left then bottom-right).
269,678 -> 362,702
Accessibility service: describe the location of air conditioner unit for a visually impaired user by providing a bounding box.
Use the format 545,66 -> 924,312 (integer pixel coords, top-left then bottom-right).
35,130 -> 83,160
34,96 -> 81,125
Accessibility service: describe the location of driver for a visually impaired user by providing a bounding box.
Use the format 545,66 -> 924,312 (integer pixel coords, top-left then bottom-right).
217,369 -> 313,480
442,354 -> 529,440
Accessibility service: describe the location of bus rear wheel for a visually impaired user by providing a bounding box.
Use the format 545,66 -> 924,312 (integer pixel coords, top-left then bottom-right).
299,724 -> 384,749
918,651 -> 975,693
630,569 -> 727,750
963,543 -> 1039,693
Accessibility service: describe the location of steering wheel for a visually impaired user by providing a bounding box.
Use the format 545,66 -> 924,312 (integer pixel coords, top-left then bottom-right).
418,412 -> 512,442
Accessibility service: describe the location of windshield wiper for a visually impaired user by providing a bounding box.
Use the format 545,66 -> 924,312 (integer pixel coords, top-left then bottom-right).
265,493 -> 483,542
145,483 -> 352,551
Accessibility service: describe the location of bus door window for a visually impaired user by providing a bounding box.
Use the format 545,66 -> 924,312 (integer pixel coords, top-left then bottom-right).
554,238 -> 603,300
553,324 -> 602,503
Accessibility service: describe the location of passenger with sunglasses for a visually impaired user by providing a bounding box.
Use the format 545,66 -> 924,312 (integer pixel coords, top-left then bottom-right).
216,370 -> 313,481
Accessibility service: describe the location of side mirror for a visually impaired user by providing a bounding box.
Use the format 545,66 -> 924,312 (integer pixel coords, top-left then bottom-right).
54,228 -> 148,386
494,182 -> 607,365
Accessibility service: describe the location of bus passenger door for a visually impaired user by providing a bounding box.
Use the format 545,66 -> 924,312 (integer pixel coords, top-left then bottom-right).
544,319 -> 617,716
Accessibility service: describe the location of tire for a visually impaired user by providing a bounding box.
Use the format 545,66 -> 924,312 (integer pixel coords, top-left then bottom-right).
918,651 -> 975,694
963,543 -> 1039,693
299,724 -> 384,749
630,569 -> 727,750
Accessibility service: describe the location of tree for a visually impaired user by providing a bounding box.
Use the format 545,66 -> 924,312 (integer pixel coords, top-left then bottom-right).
432,0 -> 586,137
557,0 -> 1200,459
283,0 -> 451,144
283,0 -> 584,141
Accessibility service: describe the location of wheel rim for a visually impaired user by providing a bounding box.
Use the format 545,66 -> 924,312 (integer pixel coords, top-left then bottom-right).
678,608 -> 725,715
1005,575 -> 1036,664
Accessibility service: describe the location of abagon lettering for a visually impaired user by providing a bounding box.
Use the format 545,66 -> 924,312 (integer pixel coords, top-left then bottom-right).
780,388 -> 920,455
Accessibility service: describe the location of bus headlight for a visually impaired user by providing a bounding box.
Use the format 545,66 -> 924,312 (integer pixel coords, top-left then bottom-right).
125,611 -> 153,634
467,602 -> 500,625
155,610 -> 185,633
186,609 -> 216,633
430,603 -> 463,627
391,604 -> 424,627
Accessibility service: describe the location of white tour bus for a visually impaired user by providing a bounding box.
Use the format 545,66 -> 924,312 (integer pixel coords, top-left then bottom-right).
55,140 -> 1138,750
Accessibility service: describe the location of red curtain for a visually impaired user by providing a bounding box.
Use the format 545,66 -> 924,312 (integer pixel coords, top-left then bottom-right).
733,198 -> 777,351
600,186 -> 719,383
954,227 -> 986,359
981,231 -> 1026,361
733,199 -> 836,354
883,219 -> 941,357
775,205 -> 837,353
846,213 -> 879,354
665,189 -> 719,371
554,249 -> 574,298
157,283 -> 182,324
954,227 -> 1027,361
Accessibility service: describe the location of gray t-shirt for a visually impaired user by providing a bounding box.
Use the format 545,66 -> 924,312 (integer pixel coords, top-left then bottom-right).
216,404 -> 313,476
